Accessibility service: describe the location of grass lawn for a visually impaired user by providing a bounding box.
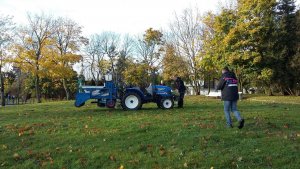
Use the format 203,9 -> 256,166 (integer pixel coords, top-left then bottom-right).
0,96 -> 299,169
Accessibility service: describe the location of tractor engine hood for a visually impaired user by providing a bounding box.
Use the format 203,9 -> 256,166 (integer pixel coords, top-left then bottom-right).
154,85 -> 172,95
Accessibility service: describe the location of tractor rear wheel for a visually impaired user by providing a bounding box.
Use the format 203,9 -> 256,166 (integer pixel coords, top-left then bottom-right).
160,98 -> 174,109
122,92 -> 142,110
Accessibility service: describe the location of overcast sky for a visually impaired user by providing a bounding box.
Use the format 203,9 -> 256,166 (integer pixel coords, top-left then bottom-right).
1,0 -> 300,36
0,0 -> 231,36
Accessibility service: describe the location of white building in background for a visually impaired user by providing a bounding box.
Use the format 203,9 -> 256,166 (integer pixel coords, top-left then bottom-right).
185,79 -> 219,95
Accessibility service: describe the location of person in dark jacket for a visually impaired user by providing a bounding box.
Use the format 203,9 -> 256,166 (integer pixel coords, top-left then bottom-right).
173,76 -> 186,108
216,67 -> 244,129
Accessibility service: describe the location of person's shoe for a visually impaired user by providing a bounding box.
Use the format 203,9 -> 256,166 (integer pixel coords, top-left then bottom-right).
238,119 -> 245,129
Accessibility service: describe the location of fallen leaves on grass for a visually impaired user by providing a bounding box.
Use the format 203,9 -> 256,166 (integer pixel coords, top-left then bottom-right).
198,123 -> 215,129
139,122 -> 151,129
26,151 -> 54,166
18,125 -> 31,136
266,122 -> 278,128
2,144 -> 8,149
13,153 -> 21,160
159,145 -> 167,156
283,124 -> 290,129
237,157 -> 243,162
5,123 -> 47,137
109,154 -> 116,161
128,159 -> 139,165
79,157 -> 87,166
1,162 -> 7,167
183,162 -> 188,168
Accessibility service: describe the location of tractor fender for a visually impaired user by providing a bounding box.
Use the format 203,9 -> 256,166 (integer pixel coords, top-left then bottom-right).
125,88 -> 145,101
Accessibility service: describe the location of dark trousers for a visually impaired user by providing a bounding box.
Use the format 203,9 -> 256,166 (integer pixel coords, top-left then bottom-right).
178,92 -> 185,107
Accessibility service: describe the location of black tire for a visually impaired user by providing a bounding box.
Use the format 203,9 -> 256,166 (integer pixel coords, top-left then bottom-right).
160,98 -> 174,109
122,92 -> 142,110
106,99 -> 116,108
75,102 -> 85,107
157,102 -> 162,108
156,98 -> 162,108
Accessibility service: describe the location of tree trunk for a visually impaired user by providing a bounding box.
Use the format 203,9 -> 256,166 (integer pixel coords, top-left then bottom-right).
62,78 -> 70,100
35,74 -> 41,103
239,81 -> 243,93
0,72 -> 5,106
208,75 -> 211,94
194,81 -> 201,95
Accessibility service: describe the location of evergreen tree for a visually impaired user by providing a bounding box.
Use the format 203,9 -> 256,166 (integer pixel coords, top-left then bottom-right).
273,0 -> 298,95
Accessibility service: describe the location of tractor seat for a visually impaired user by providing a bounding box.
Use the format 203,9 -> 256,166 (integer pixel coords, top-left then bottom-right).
146,84 -> 153,95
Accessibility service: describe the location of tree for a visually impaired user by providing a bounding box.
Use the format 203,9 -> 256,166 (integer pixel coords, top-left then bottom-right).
99,32 -> 120,79
273,0 -> 298,95
169,8 -> 203,95
115,35 -> 134,84
123,62 -> 150,87
200,12 -> 220,94
135,28 -> 164,84
13,13 -> 54,103
291,10 -> 300,95
230,0 -> 277,93
84,32 -> 120,84
204,0 -> 279,94
0,15 -> 14,106
162,44 -> 189,81
48,17 -> 87,100
84,34 -> 103,84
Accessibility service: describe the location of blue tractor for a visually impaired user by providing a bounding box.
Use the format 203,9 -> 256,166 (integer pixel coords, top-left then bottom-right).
74,73 -> 176,110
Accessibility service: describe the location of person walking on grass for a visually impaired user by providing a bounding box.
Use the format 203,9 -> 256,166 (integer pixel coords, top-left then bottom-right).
173,76 -> 186,108
216,67 -> 245,129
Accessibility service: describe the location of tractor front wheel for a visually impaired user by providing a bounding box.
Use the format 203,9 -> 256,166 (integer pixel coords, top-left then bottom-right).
160,98 -> 174,109
106,99 -> 116,108
122,92 -> 142,110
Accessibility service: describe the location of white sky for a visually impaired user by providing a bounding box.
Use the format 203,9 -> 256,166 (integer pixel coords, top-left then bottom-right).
0,0 -> 229,36
1,0 -> 299,36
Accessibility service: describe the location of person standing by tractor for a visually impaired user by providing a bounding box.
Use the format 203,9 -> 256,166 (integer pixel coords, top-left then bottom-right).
216,67 -> 245,129
173,76 -> 186,108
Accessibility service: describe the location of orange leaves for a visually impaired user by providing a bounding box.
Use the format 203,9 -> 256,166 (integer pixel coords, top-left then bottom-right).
139,122 -> 151,130
109,154 -> 116,161
18,125 -> 34,137
16,123 -> 46,137
198,123 -> 215,129
283,123 -> 289,129
159,145 -> 167,156
3,123 -> 47,138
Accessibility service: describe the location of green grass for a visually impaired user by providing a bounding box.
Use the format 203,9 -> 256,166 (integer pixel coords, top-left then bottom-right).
0,96 -> 299,169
